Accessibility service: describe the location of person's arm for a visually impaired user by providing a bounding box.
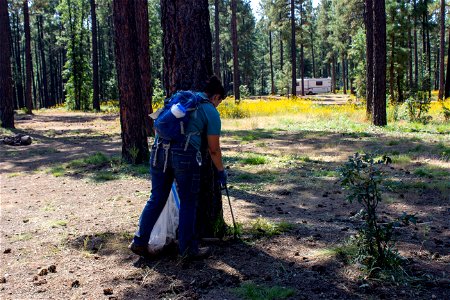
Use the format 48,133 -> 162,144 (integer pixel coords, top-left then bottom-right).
207,135 -> 224,171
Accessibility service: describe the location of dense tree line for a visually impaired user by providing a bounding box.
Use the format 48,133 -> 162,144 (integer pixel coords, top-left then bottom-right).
1,0 -> 449,128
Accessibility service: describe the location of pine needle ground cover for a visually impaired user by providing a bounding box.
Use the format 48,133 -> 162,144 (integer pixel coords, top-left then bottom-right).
1,101 -> 449,299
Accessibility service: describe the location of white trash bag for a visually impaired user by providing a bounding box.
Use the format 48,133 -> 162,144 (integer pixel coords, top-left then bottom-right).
148,182 -> 180,252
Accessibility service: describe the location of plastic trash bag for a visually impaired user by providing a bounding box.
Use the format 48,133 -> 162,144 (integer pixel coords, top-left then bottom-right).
148,182 -> 180,252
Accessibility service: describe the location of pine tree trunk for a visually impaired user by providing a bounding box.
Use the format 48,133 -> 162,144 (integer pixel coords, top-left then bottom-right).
13,13 -> 24,108
49,54 -> 56,107
35,43 -> 43,108
365,0 -> 373,116
290,0 -> 296,97
435,47 -> 439,91
214,0 -> 221,79
161,0 -> 212,96
300,43 -> 304,96
389,28 -> 395,102
113,0 -> 149,164
269,30 -> 275,95
231,0 -> 240,101
23,0 -> 33,114
445,26 -> 450,98
91,0 -> 100,111
331,55 -> 336,93
397,72 -> 404,103
134,0 -> 152,134
311,28 -> 316,78
426,11 -> 431,98
439,0 -> 445,99
342,54 -> 346,94
280,23 -> 284,70
0,0 -> 14,128
408,27 -> 413,90
413,0 -> 419,91
372,0 -> 387,126
37,15 -> 49,108
161,0 -> 225,238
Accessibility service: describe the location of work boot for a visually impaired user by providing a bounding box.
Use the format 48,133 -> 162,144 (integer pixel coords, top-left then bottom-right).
186,246 -> 211,260
128,242 -> 150,257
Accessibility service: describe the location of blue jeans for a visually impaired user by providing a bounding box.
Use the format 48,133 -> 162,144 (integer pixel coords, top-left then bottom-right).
133,141 -> 201,255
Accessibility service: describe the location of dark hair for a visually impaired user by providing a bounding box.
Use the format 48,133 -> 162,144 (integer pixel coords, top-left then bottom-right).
204,75 -> 225,100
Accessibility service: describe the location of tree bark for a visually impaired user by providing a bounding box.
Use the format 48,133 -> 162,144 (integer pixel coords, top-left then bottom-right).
331,55 -> 336,93
290,0 -> 296,97
311,27 -> 316,78
445,26 -> 450,98
13,13 -> 24,108
300,43 -> 304,96
160,0 -> 225,238
372,0 -> 387,126
342,54 -> 346,94
37,15 -> 49,108
279,13 -> 283,70
231,0 -> 240,101
23,0 -> 33,114
408,26 -> 413,90
134,0 -> 152,134
113,0 -> 149,164
214,0 -> 221,79
161,0 -> 213,96
91,0 -> 100,111
413,0 -> 418,91
365,0 -> 373,116
426,9 -> 431,97
389,25 -> 395,102
438,0 -> 445,99
0,0 -> 14,128
269,30 -> 275,95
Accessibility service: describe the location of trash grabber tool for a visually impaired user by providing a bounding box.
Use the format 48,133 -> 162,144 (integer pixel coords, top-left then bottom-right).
223,184 -> 238,239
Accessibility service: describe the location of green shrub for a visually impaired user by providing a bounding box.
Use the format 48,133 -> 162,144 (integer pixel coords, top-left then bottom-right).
404,91 -> 432,124
339,153 -> 416,272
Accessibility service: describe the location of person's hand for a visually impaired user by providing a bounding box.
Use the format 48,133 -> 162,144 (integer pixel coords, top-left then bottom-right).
218,170 -> 227,188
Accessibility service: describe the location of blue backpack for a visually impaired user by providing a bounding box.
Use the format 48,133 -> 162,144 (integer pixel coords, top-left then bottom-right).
152,91 -> 209,142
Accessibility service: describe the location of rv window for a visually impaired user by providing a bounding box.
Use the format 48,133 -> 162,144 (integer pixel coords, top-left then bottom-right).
316,81 -> 323,86
296,81 -> 300,86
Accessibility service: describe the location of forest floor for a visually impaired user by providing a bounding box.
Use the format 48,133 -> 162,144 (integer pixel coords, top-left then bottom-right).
1,109 -> 449,300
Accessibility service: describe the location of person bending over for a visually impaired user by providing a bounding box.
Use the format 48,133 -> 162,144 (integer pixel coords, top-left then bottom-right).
129,76 -> 226,259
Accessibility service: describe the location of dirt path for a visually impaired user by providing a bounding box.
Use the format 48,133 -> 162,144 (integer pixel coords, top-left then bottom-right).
1,111 -> 449,299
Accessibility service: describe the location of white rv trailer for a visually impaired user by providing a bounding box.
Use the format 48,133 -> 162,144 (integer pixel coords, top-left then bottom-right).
296,78 -> 332,94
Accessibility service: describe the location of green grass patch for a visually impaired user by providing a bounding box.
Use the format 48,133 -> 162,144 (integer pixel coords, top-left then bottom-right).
409,144 -> 424,152
317,241 -> 359,265
12,233 -> 33,242
249,218 -> 294,237
48,220 -> 68,228
7,172 -> 21,178
390,154 -> 412,164
387,140 -> 400,146
49,166 -> 66,177
233,282 -> 295,300
436,142 -> 450,160
47,153 -> 150,181
385,180 -> 429,191
413,166 -> 450,178
240,154 -> 268,165
67,152 -> 110,169
32,147 -> 60,155
92,171 -> 117,182
312,169 -> 338,177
